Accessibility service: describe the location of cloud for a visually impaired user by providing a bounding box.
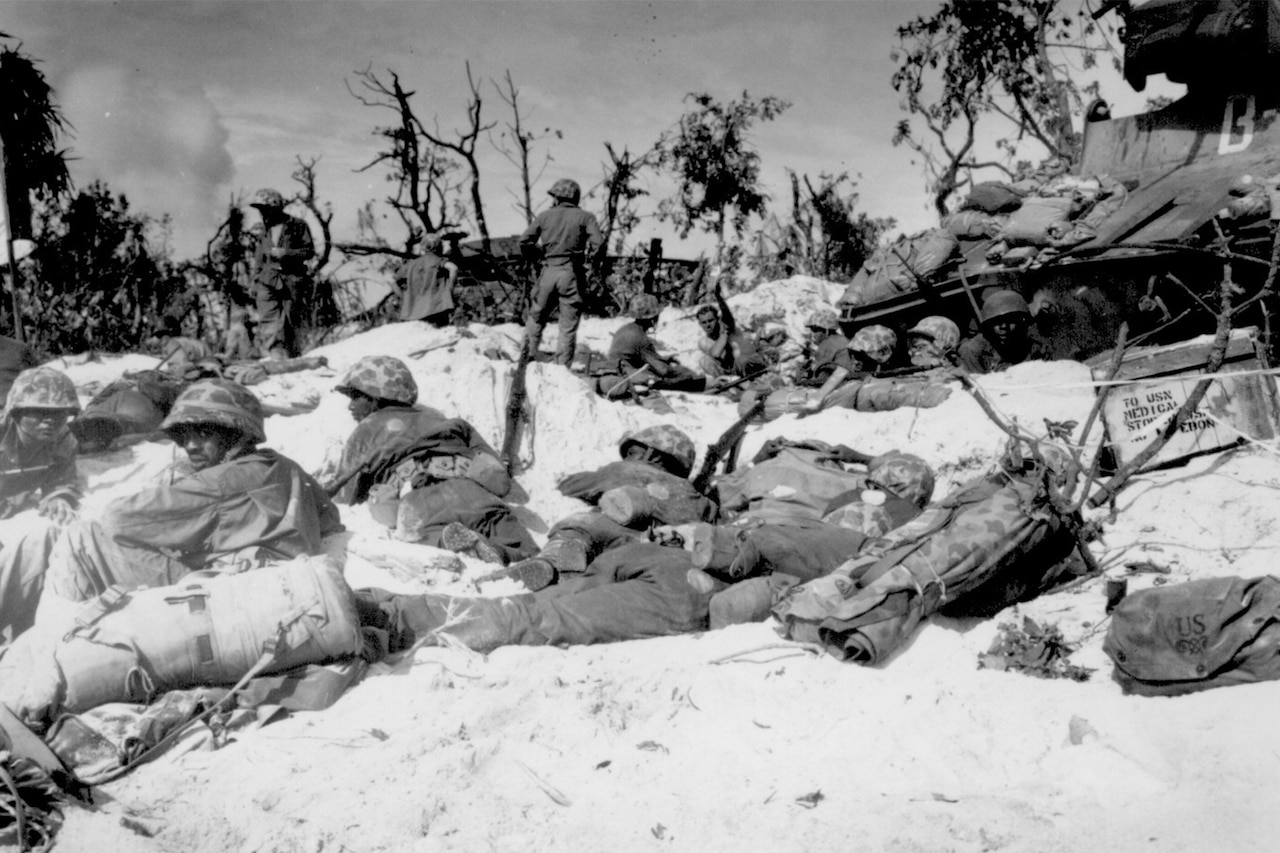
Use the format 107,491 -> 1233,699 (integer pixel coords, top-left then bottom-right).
60,63 -> 234,258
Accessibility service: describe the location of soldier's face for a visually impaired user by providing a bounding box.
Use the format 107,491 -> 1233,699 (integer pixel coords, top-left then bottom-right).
989,316 -> 1027,346
347,391 -> 379,423
178,425 -> 239,471
623,443 -> 658,466
698,313 -> 720,337
13,409 -> 73,444
908,335 -> 941,367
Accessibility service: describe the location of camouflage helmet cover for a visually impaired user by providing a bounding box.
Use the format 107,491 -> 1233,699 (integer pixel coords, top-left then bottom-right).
4,367 -> 80,418
161,379 -> 266,444
907,316 -> 961,353
630,293 -> 662,321
825,501 -> 894,539
980,289 -> 1031,325
867,451 -> 935,509
619,424 -> 697,478
806,308 -> 839,332
850,324 -> 898,364
548,178 -> 582,202
336,356 -> 419,406
250,188 -> 286,209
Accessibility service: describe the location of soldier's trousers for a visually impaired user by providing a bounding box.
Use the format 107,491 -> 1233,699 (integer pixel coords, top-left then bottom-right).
0,515 -> 60,641
45,519 -> 190,603
523,264 -> 583,367
357,542 -> 717,652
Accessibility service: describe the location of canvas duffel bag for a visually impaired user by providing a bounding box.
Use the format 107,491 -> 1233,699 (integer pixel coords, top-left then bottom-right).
1103,575 -> 1280,697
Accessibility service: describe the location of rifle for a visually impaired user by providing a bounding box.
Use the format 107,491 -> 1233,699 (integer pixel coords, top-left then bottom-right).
692,395 -> 766,494
324,463 -> 364,499
500,340 -> 536,475
708,366 -> 771,394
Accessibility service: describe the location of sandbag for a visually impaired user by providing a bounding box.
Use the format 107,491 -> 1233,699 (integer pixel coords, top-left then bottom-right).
838,229 -> 958,308
0,555 -> 362,728
775,471 -> 1076,664
942,209 -> 1001,239
1103,575 -> 1280,697
997,196 -> 1077,247
961,182 -> 1024,214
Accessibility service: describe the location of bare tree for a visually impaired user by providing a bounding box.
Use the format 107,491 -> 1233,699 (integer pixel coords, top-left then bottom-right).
344,66 -> 465,255
291,155 -> 333,269
598,142 -> 657,257
418,61 -> 497,253
891,0 -> 1120,216
490,69 -> 559,226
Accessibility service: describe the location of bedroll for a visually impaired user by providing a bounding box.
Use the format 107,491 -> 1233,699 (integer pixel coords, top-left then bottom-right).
0,555 -> 362,728
775,472 -> 1076,664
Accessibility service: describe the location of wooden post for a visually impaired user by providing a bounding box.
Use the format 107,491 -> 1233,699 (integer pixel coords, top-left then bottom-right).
642,238 -> 662,295
0,135 -> 24,342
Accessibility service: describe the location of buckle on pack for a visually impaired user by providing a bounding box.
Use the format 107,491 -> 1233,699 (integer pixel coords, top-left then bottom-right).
66,585 -> 129,640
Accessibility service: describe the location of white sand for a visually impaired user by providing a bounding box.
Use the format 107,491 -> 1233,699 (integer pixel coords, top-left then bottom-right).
28,278 -> 1280,852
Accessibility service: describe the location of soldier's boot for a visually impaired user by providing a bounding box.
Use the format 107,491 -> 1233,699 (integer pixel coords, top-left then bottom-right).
540,536 -> 588,575
474,558 -> 556,593
708,577 -> 776,630
440,522 -> 503,565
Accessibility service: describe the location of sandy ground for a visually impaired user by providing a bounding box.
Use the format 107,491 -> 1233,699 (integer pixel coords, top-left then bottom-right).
16,276 -> 1280,852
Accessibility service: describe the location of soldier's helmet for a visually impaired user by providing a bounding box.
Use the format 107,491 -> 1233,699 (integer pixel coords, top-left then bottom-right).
805,308 -> 839,332
548,179 -> 582,203
868,451 -> 935,509
850,324 -> 898,364
161,379 -> 266,444
250,188 -> 286,210
907,316 -> 961,354
335,356 -> 419,406
980,289 -> 1031,325
630,293 -> 662,321
619,424 -> 697,478
4,367 -> 81,419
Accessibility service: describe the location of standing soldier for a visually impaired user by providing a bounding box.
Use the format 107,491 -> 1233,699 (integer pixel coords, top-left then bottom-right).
249,188 -> 314,360
518,179 -> 603,367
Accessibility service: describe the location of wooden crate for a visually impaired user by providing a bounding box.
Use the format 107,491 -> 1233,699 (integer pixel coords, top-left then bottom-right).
1088,328 -> 1279,470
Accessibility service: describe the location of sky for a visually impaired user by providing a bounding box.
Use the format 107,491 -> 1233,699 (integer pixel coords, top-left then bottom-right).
1,0 -> 1162,272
